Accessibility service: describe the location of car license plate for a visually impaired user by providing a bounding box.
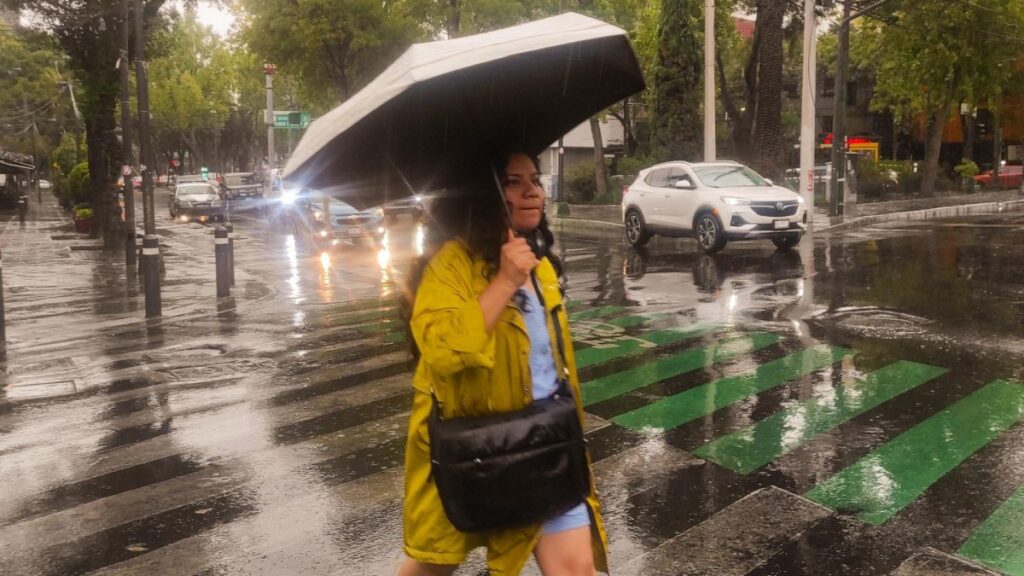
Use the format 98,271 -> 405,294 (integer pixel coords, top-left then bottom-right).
773,219 -> 789,230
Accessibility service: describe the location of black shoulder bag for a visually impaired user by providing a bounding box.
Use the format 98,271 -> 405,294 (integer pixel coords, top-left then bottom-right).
427,274 -> 590,533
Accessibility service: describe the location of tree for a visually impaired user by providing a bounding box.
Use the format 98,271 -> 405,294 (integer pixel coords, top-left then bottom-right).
0,27 -> 74,178
239,0 -> 424,107
860,0 -> 1024,195
3,0 -> 169,244
752,0 -> 785,177
650,0 -> 703,161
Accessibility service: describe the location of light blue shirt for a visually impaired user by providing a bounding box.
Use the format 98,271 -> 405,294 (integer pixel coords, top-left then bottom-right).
518,288 -> 590,535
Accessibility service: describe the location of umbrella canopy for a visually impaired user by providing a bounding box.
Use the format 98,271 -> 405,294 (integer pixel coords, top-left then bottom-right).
283,12 -> 645,207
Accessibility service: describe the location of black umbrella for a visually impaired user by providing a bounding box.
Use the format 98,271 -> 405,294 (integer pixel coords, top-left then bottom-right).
283,12 -> 645,208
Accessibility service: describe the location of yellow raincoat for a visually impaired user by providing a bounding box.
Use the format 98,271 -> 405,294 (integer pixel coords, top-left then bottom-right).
403,239 -> 609,575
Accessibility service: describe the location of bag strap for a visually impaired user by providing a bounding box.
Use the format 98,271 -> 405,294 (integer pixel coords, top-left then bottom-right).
530,271 -> 570,381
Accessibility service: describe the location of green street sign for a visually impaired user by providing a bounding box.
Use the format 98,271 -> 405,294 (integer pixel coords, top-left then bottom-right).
273,111 -> 310,129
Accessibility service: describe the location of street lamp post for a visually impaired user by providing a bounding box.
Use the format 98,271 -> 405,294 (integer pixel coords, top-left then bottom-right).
264,63 -> 276,170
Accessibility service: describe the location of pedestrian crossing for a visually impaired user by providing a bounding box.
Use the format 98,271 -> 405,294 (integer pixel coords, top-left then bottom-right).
1,297 -> 1023,575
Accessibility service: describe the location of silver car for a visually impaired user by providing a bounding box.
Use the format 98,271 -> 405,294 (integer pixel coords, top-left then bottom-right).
169,183 -> 225,222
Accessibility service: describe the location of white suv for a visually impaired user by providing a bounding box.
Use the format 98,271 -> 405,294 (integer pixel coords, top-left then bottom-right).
622,161 -> 807,252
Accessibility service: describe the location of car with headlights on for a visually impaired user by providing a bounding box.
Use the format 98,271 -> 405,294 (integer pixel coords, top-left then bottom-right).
169,182 -> 225,222
311,199 -> 386,248
622,160 -> 807,252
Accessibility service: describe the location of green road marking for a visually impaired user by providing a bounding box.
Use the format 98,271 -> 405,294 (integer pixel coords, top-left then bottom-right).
569,305 -> 625,321
806,380 -> 1024,525
695,360 -> 946,474
613,345 -> 854,433
575,324 -> 723,369
959,482 -> 1024,575
581,332 -> 780,407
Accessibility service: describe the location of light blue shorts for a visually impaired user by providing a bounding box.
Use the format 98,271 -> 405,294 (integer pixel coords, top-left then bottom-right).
542,502 -> 590,535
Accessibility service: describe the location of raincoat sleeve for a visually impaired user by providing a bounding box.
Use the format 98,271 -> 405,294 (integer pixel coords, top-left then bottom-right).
411,244 -> 496,377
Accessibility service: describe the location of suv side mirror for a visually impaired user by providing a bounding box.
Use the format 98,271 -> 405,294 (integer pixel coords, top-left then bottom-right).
673,179 -> 695,190
765,178 -> 774,186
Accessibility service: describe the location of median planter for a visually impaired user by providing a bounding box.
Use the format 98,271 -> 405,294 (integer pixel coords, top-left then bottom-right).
73,206 -> 95,234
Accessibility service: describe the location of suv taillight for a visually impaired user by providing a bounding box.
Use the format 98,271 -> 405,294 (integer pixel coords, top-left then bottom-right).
623,185 -> 630,196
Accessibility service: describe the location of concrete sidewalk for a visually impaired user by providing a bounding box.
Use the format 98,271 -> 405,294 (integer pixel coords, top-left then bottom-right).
549,188 -> 1024,235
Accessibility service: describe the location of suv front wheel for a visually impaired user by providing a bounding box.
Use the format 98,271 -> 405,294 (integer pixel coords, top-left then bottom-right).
695,213 -> 727,253
625,210 -> 651,247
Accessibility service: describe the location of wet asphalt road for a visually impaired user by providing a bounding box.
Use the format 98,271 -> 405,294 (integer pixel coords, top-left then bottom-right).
1,192 -> 1023,575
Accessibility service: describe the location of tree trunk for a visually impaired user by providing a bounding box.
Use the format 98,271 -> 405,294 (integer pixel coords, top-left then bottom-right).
85,95 -> 121,245
446,0 -> 460,38
754,0 -> 785,178
733,15 -> 759,162
590,117 -> 608,201
921,108 -> 946,197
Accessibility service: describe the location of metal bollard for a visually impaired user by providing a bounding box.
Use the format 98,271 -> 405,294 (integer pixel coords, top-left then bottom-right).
142,235 -> 162,317
215,226 -> 230,297
0,248 -> 6,343
224,222 -> 235,286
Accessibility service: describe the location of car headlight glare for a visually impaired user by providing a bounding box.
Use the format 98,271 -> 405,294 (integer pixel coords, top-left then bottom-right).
797,195 -> 806,204
372,208 -> 384,219
721,196 -> 750,206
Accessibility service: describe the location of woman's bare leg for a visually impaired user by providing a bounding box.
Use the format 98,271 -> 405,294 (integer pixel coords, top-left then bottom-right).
533,526 -> 595,576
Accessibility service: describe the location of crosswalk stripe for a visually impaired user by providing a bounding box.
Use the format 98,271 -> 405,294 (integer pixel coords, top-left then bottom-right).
612,344 -> 855,433
582,332 -> 780,406
695,360 -> 946,474
616,487 -> 831,576
585,330 -> 774,405
806,379 -> 1024,525
574,323 -> 722,369
892,548 -> 1001,576
958,482 -> 1024,574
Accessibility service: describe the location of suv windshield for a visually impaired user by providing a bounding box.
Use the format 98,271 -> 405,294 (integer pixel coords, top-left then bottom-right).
693,166 -> 769,188
225,174 -> 258,186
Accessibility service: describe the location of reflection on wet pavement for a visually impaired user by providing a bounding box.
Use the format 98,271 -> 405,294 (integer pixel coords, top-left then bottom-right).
1,205 -> 1024,575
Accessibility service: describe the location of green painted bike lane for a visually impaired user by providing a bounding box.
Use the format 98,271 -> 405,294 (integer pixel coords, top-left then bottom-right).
960,481 -> 1024,575
806,379 -> 1024,525
695,360 -> 947,474
612,344 -> 855,432
581,332 -> 780,406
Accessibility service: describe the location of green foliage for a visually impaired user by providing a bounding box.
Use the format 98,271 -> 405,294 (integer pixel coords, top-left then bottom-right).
0,27 -> 71,161
566,163 -> 598,203
649,0 -> 703,161
74,206 -> 94,219
615,155 -> 653,182
66,162 -> 91,207
954,159 -> 979,179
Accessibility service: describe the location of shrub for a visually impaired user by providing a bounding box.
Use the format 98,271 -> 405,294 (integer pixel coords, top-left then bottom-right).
66,162 -> 91,207
565,164 -> 597,203
615,156 -> 653,183
852,157 -> 898,202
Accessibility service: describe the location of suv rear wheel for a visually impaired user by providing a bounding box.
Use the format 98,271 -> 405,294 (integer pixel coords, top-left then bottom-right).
695,213 -> 727,253
625,210 -> 651,247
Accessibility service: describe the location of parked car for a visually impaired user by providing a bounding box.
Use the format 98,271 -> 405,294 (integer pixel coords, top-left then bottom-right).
169,182 -> 225,222
38,179 -> 53,190
622,160 -> 807,252
973,165 -> 1023,190
310,199 -> 385,248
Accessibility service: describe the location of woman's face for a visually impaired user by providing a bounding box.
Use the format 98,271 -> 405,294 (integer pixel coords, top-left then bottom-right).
503,153 -> 545,233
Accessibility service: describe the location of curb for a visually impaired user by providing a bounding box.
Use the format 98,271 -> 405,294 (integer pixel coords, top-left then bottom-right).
551,198 -> 1024,236
819,198 -> 1024,232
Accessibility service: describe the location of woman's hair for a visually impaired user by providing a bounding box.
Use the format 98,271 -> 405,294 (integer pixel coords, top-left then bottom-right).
399,150 -> 562,364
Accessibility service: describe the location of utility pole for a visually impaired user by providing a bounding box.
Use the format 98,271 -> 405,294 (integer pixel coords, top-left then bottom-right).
704,0 -> 716,161
799,0 -> 817,217
135,0 -> 161,317
829,0 -> 851,217
556,0 -> 565,202
264,63 -> 277,171
120,0 -> 136,267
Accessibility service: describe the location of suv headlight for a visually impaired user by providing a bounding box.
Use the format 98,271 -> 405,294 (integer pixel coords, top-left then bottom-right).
721,196 -> 751,206
371,207 -> 384,219
796,195 -> 805,204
